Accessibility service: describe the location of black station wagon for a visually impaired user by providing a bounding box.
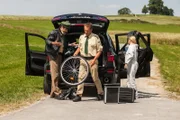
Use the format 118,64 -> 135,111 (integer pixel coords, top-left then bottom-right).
25,13 -> 153,94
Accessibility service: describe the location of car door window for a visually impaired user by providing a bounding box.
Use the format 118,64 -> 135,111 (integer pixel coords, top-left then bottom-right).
115,36 -> 127,50
28,35 -> 45,52
116,36 -> 127,51
138,37 -> 147,49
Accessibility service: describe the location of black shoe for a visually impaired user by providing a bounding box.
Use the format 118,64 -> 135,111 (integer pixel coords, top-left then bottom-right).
50,92 -> 55,98
55,93 -> 66,100
73,95 -> 81,102
97,94 -> 104,101
68,89 -> 76,100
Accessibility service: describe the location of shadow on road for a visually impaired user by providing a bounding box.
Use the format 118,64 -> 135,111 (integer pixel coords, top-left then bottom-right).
138,91 -> 160,98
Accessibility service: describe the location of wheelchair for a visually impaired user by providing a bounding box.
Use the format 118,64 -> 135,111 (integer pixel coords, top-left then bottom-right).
60,45 -> 90,86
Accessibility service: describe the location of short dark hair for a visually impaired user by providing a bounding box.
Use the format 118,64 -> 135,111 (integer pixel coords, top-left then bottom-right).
84,22 -> 93,29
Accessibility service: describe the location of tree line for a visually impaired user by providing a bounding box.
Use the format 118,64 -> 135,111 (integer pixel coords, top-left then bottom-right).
118,0 -> 174,16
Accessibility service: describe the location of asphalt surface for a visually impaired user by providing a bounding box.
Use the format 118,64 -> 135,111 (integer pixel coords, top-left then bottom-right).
0,96 -> 180,120
1,57 -> 180,120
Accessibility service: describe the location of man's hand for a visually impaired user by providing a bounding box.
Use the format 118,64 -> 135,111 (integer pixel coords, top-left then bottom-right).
73,47 -> 80,56
52,41 -> 62,46
73,53 -> 77,56
69,42 -> 78,47
90,59 -> 96,67
124,64 -> 128,69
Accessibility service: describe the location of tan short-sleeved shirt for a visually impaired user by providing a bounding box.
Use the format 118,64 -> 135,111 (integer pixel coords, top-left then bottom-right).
79,33 -> 103,57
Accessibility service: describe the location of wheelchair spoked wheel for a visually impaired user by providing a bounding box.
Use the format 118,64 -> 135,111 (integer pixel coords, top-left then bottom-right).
60,56 -> 89,86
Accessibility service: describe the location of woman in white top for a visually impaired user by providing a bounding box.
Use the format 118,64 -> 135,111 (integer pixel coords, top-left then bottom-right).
124,36 -> 139,97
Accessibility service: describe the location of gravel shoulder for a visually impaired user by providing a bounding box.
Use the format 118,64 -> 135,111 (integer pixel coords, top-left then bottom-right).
121,56 -> 168,98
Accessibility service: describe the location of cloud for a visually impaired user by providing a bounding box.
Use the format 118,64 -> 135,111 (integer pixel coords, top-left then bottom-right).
99,4 -> 120,9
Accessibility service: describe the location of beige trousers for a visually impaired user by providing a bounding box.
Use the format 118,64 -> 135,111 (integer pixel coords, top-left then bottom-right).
49,54 -> 62,96
76,60 -> 103,96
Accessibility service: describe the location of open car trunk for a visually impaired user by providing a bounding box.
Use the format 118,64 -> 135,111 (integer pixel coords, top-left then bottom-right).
51,13 -> 109,33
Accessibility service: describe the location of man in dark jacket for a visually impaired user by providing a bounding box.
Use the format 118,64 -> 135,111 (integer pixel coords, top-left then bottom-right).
45,21 -> 70,98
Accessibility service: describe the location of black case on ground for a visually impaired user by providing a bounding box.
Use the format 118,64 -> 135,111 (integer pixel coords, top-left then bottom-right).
104,84 -> 136,104
119,87 -> 135,103
104,84 -> 120,104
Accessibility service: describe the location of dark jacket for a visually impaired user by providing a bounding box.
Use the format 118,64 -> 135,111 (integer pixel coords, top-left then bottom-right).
45,29 -> 66,60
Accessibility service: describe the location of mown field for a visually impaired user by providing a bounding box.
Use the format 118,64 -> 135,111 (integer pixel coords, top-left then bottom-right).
107,14 -> 180,25
0,15 -> 180,114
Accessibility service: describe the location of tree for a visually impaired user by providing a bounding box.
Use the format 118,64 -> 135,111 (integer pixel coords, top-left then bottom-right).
148,0 -> 164,14
162,7 -> 174,16
169,8 -> 174,16
162,6 -> 170,15
118,7 -> 131,15
142,5 -> 148,14
147,0 -> 174,16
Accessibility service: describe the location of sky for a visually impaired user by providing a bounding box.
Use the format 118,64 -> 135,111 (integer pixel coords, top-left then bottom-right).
0,0 -> 180,16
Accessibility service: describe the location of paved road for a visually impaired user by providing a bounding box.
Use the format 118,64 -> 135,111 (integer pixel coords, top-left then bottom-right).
1,57 -> 180,120
0,96 -> 180,120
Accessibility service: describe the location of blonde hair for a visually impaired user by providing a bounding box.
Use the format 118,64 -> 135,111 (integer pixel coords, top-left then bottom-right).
129,36 -> 137,44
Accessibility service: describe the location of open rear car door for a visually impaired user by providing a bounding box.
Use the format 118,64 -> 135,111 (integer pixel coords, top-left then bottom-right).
25,33 -> 46,76
115,31 -> 153,80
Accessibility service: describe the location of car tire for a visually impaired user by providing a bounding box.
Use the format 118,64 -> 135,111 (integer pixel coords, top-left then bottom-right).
110,72 -> 118,83
43,74 -> 51,94
116,68 -> 123,85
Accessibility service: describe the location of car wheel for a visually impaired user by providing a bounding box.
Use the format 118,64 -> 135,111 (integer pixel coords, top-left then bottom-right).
116,69 -> 122,85
43,74 -> 51,94
110,72 -> 118,84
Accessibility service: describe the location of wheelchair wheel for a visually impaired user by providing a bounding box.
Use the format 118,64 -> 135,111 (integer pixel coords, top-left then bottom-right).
60,56 -> 89,86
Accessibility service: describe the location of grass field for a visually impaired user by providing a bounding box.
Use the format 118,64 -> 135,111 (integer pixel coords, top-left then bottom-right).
0,14 -> 180,113
0,25 -> 48,113
107,14 -> 180,25
151,44 -> 180,93
108,22 -> 180,33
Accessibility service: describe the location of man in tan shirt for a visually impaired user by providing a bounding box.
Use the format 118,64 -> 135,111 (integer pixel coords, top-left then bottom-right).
73,23 -> 104,102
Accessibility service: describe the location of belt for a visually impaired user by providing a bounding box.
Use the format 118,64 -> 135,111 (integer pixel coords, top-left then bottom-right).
81,56 -> 94,60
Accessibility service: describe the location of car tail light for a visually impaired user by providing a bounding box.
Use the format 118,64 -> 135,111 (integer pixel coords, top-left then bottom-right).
52,17 -> 61,21
107,52 -> 114,62
107,69 -> 114,73
46,70 -> 50,73
98,17 -> 108,22
46,56 -> 50,61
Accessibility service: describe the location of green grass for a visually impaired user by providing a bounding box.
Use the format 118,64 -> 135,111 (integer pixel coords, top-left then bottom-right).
108,22 -> 180,33
0,20 -> 53,113
0,20 -> 53,35
151,44 -> 180,93
0,45 -> 43,103
0,15 -> 51,20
